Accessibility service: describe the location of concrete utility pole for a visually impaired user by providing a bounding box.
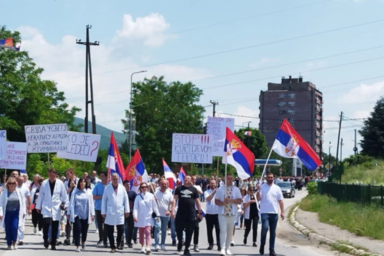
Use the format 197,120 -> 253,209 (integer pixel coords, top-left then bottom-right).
210,100 -> 219,117
76,25 -> 99,134
335,111 -> 343,181
353,129 -> 358,156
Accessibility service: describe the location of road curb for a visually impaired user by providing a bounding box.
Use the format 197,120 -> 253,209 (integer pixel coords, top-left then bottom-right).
289,206 -> 381,256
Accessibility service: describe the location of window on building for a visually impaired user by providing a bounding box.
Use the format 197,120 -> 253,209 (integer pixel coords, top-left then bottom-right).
279,118 -> 284,123
288,93 -> 295,99
278,102 -> 286,107
279,93 -> 286,99
288,118 -> 295,124
287,109 -> 295,115
288,102 -> 295,106
279,110 -> 286,115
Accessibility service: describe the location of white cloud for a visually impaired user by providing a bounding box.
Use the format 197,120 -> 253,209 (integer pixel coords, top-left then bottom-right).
338,80 -> 384,104
116,13 -> 174,46
17,14 -> 210,132
249,57 -> 280,69
218,106 -> 259,129
352,110 -> 370,119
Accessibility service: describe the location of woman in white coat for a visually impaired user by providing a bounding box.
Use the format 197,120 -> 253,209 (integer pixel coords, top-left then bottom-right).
243,186 -> 260,247
101,173 -> 129,253
0,177 -> 26,250
133,182 -> 160,255
67,178 -> 95,252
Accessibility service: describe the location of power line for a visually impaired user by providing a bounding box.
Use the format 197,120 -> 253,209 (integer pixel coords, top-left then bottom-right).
219,113 -> 340,122
56,17 -> 384,82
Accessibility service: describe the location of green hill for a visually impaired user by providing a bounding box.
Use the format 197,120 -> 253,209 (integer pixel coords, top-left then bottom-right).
73,117 -> 126,149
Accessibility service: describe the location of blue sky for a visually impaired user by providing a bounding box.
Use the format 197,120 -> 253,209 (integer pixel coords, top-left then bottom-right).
1,0 -> 384,160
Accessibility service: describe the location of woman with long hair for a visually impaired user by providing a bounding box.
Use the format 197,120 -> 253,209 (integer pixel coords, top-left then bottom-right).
133,182 -> 160,254
243,186 -> 259,247
0,177 -> 26,250
31,177 -> 44,235
67,178 -> 95,252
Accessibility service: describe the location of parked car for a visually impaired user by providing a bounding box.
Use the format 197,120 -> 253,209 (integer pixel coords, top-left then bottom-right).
277,182 -> 296,198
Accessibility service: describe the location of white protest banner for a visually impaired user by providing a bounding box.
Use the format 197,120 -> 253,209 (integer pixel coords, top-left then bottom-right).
172,133 -> 213,164
206,117 -> 235,156
0,130 -> 6,159
57,131 -> 101,162
0,142 -> 27,170
25,124 -> 68,153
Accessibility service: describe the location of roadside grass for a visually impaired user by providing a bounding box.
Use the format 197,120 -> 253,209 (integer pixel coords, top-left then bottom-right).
299,194 -> 384,241
343,161 -> 384,185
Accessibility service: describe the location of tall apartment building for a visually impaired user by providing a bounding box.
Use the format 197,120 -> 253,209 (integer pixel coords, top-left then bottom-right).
259,76 -> 323,160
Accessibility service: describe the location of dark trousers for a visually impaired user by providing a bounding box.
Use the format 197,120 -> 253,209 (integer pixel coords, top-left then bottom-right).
125,215 -> 135,245
193,219 -> 199,245
43,218 -> 59,247
31,209 -> 43,230
106,224 -> 124,249
244,216 -> 259,242
260,213 -> 278,251
175,215 -> 196,250
205,214 -> 220,246
65,218 -> 72,240
73,217 -> 89,246
95,210 -> 108,243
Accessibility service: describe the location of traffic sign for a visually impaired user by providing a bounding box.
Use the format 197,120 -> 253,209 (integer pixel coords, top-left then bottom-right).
325,163 -> 333,170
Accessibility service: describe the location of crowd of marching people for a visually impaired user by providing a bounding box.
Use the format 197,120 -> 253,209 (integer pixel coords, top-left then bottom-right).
0,168 -> 316,256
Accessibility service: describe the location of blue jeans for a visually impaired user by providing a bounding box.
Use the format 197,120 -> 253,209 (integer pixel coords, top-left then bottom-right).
260,213 -> 278,251
153,218 -> 161,247
170,217 -> 176,242
156,216 -> 170,246
5,210 -> 19,246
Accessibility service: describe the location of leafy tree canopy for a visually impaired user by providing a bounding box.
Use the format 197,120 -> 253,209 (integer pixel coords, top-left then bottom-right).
234,127 -> 267,159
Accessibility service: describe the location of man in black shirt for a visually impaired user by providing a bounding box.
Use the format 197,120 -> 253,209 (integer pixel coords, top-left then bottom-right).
171,175 -> 202,256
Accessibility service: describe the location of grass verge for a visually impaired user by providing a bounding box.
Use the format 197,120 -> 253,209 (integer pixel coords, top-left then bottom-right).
299,194 -> 384,241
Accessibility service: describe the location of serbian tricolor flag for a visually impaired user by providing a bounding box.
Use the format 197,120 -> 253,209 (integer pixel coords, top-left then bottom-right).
0,38 -> 20,51
272,119 -> 321,171
244,131 -> 252,136
163,159 -> 176,190
222,127 -> 255,180
126,149 -> 149,193
106,132 -> 126,182
178,167 -> 186,184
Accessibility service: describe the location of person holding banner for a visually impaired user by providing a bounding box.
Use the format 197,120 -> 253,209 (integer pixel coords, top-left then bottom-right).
215,174 -> 242,256
256,172 -> 284,256
36,168 -> 68,250
0,177 -> 26,250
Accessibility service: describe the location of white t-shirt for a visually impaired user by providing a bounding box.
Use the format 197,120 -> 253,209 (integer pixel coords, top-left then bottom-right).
215,185 -> 242,216
18,184 -> 31,204
259,183 -> 283,214
155,189 -> 173,217
204,189 -> 219,214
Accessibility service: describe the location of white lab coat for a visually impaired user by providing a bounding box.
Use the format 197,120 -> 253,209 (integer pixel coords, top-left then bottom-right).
133,192 -> 160,228
101,184 -> 129,226
35,178 -> 68,221
0,188 -> 26,228
68,188 -> 95,224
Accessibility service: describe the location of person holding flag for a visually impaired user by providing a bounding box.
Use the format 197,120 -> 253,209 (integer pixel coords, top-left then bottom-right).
126,149 -> 149,193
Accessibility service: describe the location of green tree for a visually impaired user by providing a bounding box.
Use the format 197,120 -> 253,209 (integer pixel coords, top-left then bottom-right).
126,76 -> 204,172
234,127 -> 268,159
359,97 -> 384,158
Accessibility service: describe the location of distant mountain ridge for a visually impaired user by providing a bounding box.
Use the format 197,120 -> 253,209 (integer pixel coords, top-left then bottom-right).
73,117 -> 126,150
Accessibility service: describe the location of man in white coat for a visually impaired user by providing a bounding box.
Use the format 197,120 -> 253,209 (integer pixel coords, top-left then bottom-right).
36,168 -> 68,250
101,173 -> 130,253
16,176 -> 31,245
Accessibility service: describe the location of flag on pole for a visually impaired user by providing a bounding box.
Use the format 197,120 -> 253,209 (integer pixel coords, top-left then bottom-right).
244,131 -> 252,136
272,119 -> 321,171
222,127 -> 255,180
106,132 -> 126,182
0,38 -> 20,51
126,149 -> 149,193
178,167 -> 186,184
162,159 -> 176,190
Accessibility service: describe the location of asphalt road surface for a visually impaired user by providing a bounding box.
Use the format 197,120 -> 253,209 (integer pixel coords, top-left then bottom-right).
0,189 -> 336,256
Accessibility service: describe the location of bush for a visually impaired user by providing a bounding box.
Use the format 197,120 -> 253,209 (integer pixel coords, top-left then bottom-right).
306,182 -> 318,195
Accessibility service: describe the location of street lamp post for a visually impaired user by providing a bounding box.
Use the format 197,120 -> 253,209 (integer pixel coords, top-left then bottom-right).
129,70 -> 147,160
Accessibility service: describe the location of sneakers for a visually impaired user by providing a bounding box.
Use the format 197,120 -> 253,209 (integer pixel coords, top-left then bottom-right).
82,244 -> 86,251
230,241 -> 235,246
193,245 -> 199,252
183,249 -> 191,256
161,245 -> 165,250
60,231 -> 66,237
76,247 -> 81,252
154,245 -> 160,251
172,240 -> 176,246
167,230 -> 171,235
269,250 -> 277,256
38,231 -> 43,236
44,240 -> 49,249
13,244 -> 18,250
177,242 -> 183,252
146,247 -> 151,255
259,246 -> 264,255
219,249 -> 226,256
243,237 -> 247,245
253,242 -> 257,247
226,249 -> 232,255
207,244 -> 213,250
64,239 -> 70,245
96,240 -> 102,246
7,245 -> 12,250
140,247 -> 146,253
33,227 -> 37,234
95,229 -> 99,234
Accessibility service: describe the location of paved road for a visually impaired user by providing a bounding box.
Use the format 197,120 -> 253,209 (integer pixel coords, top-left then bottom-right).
0,189 -> 336,256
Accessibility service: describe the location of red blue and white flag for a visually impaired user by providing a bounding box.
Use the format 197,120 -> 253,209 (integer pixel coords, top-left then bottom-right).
222,127 -> 255,180
0,38 -> 20,51
126,149 -> 149,193
162,159 -> 176,190
106,132 -> 126,182
272,119 -> 321,171
244,131 -> 252,136
178,166 -> 186,184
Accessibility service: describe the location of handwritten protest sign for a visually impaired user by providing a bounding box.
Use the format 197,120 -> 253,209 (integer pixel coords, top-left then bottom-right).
25,124 -> 68,153
206,117 -> 235,156
0,130 -> 6,160
0,142 -> 27,170
57,131 -> 101,162
172,133 -> 213,164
